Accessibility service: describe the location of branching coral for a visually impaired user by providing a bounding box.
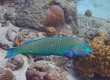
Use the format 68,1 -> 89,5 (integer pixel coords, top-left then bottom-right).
74,31 -> 110,78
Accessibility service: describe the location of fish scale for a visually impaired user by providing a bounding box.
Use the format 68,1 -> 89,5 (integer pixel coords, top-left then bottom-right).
20,37 -> 74,55
5,36 -> 92,58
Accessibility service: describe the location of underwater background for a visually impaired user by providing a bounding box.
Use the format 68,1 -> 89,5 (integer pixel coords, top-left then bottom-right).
0,0 -> 110,80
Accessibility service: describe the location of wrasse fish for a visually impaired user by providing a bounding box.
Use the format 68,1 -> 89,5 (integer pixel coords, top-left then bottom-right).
5,36 -> 92,59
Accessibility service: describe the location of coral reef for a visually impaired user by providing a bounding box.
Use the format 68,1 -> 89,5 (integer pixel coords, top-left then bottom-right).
46,0 -> 52,4
43,27 -> 56,36
85,10 -> 92,17
74,31 -> 110,78
52,0 -> 78,34
51,56 -> 69,68
4,11 -> 13,20
6,55 -> 24,71
14,0 -> 48,29
59,28 -> 73,37
45,5 -> 64,26
107,20 -> 110,23
77,14 -> 110,42
0,26 -> 14,48
26,62 -> 67,80
0,67 -> 16,80
14,37 -> 22,46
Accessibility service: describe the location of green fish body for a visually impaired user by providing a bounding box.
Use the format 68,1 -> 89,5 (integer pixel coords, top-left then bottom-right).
5,36 -> 92,58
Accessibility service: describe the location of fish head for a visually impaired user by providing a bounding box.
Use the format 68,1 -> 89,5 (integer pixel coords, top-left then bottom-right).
72,43 -> 92,56
84,43 -> 92,54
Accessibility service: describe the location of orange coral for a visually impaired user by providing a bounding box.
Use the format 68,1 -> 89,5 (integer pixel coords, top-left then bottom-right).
14,37 -> 22,46
45,5 -> 64,26
43,27 -> 56,36
74,31 -> 110,78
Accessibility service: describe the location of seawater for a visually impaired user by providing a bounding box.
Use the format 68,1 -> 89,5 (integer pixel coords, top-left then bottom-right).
75,0 -> 110,20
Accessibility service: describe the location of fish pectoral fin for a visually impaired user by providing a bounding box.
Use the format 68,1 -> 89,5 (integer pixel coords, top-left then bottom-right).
66,49 -> 75,59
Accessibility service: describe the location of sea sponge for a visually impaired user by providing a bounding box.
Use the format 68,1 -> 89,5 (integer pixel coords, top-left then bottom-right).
43,27 -> 56,36
85,10 -> 92,17
73,31 -> 110,78
45,5 -> 64,26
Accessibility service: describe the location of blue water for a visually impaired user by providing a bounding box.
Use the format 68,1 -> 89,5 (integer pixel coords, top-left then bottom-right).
76,0 -> 110,20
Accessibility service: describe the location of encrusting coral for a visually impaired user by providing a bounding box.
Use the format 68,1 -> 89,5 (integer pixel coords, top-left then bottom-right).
74,31 -> 110,78
43,27 -> 56,36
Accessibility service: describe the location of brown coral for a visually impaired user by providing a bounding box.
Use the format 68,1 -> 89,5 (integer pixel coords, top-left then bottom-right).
73,31 -> 110,78
85,10 -> 92,17
14,37 -> 22,46
26,62 -> 67,80
45,5 -> 64,26
0,67 -> 15,80
43,27 -> 56,36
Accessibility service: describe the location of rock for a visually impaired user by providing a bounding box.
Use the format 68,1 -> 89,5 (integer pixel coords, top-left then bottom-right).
51,56 -> 69,68
6,55 -> 24,71
6,26 -> 20,41
16,29 -> 41,42
0,67 -> 16,80
13,0 -> 78,34
26,62 -> 68,80
0,48 -> 8,66
32,56 -> 44,62
51,0 -> 78,34
77,14 -> 110,42
27,32 -> 38,39
12,0 -> 26,4
14,0 -> 48,29
0,24 -> 13,48
4,11 -> 13,20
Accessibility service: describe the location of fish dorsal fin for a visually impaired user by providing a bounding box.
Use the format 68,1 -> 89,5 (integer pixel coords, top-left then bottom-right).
22,37 -> 48,45
22,36 -> 70,45
22,40 -> 33,45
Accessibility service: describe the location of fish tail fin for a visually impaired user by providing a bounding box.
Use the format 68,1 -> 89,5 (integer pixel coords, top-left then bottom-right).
5,47 -> 18,59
